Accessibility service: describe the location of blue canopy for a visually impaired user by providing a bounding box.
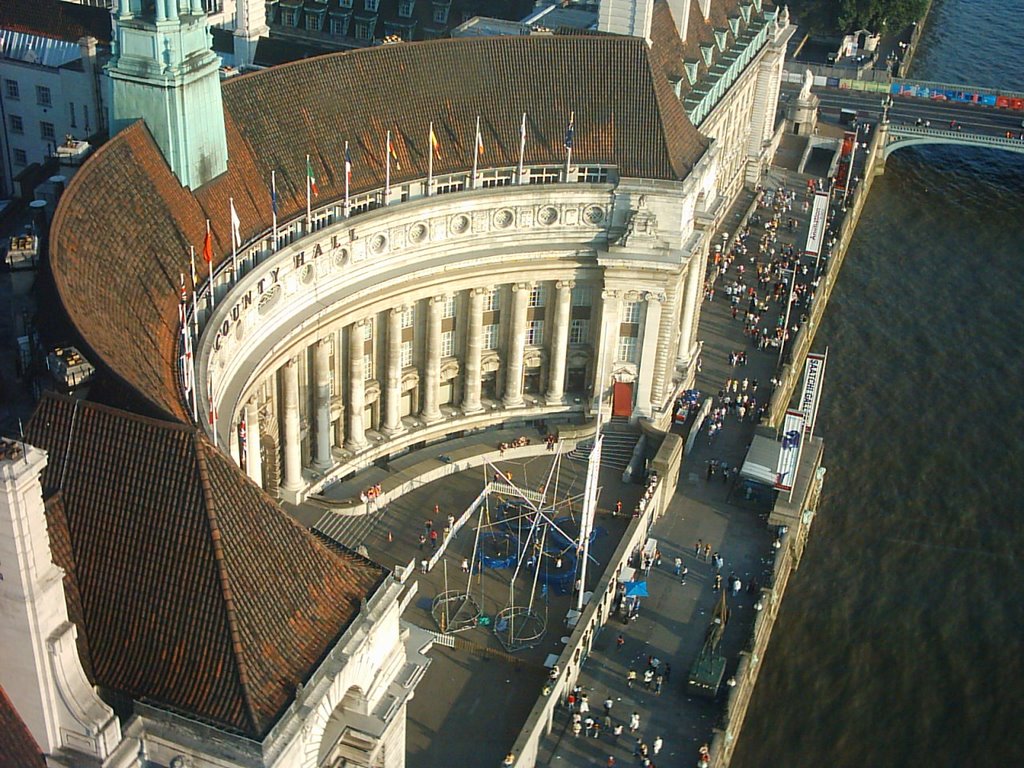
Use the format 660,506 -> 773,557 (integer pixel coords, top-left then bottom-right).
623,580 -> 649,597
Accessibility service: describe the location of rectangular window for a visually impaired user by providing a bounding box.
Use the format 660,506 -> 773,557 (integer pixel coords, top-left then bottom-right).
401,340 -> 413,368
617,336 -> 638,363
329,15 -> 349,35
354,22 -> 371,39
622,301 -> 642,324
339,0 -> 353,7
432,4 -> 449,24
578,167 -> 610,184
526,321 -> 544,346
363,322 -> 373,341
37,85 -> 52,106
13,149 -> 27,166
483,324 -> 499,350
484,289 -> 500,313
83,105 -> 90,133
441,330 -> 454,358
398,0 -> 414,17
436,178 -> 465,195
569,319 -> 589,344
40,121 -> 55,141
364,0 -> 379,10
363,354 -> 374,380
571,285 -> 591,306
9,114 -> 23,134
305,13 -> 322,31
5,80 -> 19,100
443,296 -> 456,318
528,285 -> 545,307
528,168 -> 560,185
401,306 -> 415,329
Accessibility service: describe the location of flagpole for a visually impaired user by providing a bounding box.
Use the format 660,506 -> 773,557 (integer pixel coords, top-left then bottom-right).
344,140 -> 351,217
208,361 -> 217,449
472,115 -> 480,189
305,153 -> 312,232
564,111 -> 574,178
385,130 -> 392,204
206,219 -> 215,310
427,121 -> 434,196
271,170 -> 278,250
517,112 -> 526,185
229,197 -> 238,280
189,246 -> 199,423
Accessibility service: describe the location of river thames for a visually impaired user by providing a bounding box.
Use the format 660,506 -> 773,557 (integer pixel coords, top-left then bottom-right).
733,1 -> 1024,766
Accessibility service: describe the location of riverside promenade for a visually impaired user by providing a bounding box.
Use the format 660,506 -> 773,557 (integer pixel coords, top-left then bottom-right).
535,167 -> 821,767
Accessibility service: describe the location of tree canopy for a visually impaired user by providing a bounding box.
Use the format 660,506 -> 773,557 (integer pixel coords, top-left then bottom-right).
788,0 -> 929,35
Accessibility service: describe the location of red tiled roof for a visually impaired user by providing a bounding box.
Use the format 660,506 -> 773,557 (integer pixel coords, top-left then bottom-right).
0,0 -> 111,44
50,32 -> 709,421
25,394 -> 387,739
0,687 -> 45,768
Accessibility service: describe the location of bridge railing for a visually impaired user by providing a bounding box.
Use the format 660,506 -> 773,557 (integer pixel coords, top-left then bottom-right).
887,124 -> 1024,147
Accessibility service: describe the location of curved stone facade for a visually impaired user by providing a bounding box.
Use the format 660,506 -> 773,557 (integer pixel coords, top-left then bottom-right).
200,164 -> 715,501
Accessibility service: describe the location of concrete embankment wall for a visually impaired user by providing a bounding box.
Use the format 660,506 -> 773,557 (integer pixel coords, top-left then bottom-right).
708,438 -> 827,768
767,124 -> 885,427
508,433 -> 684,767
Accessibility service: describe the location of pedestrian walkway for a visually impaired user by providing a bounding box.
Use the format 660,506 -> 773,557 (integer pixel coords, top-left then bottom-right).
537,168 -> 819,767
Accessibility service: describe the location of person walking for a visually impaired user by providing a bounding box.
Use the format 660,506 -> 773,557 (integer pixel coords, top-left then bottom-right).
653,736 -> 663,756
629,712 -> 640,733
673,556 -> 683,576
680,565 -> 688,585
616,634 -> 625,652
626,669 -> 637,688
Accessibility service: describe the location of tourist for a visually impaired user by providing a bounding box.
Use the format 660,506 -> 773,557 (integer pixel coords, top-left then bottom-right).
629,712 -> 641,733
673,556 -> 683,575
680,565 -> 688,585
653,736 -> 663,755
616,634 -> 625,652
626,669 -> 637,688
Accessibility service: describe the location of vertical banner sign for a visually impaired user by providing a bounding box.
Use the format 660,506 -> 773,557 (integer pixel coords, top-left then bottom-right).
799,350 -> 828,437
774,409 -> 806,493
803,192 -> 829,258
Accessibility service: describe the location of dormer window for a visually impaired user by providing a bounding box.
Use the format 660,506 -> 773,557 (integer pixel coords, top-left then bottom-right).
432,2 -> 450,25
365,0 -> 379,11
714,29 -> 728,51
684,60 -> 699,84
740,4 -> 751,23
398,0 -> 414,17
728,17 -> 739,36
339,0 -> 354,7
700,45 -> 714,67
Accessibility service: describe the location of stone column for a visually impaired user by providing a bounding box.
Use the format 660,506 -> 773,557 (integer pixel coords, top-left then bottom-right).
244,396 -> 262,487
503,283 -> 529,408
678,253 -> 704,367
546,280 -> 574,405
382,306 -> 406,435
421,295 -> 444,424
634,292 -> 664,419
281,358 -> 302,492
313,338 -> 332,470
346,321 -> 368,451
462,288 -> 485,414
591,288 -> 622,414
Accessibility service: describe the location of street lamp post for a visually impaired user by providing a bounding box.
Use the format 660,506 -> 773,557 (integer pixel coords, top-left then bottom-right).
777,267 -> 797,370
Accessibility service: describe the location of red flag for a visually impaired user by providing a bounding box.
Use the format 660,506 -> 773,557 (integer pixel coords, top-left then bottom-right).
202,221 -> 213,264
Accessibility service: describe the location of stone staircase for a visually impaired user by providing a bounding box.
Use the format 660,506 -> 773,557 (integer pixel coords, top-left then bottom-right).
567,419 -> 641,473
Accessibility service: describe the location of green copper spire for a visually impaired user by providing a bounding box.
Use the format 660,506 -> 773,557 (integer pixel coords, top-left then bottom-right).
106,0 -> 228,190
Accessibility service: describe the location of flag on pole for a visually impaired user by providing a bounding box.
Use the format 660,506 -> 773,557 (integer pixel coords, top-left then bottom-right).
344,141 -> 352,215
229,198 -> 241,250
202,219 -> 213,264
517,112 -> 527,183
563,111 -> 575,150
429,123 -> 441,158
472,115 -> 483,188
387,132 -> 401,170
239,416 -> 248,468
427,121 -> 436,195
306,155 -> 319,196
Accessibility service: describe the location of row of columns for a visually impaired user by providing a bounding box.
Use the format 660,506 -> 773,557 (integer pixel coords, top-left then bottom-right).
245,272 -> 707,491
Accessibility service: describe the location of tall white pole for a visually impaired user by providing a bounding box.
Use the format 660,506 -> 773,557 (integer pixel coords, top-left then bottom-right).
517,112 -> 526,184
271,170 -> 278,249
305,153 -> 312,232
576,426 -> 603,612
385,129 -> 392,203
229,196 -> 238,280
427,122 -> 434,196
777,267 -> 796,369
472,115 -> 481,189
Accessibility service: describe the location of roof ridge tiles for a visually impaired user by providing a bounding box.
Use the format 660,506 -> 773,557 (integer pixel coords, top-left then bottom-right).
193,434 -> 261,737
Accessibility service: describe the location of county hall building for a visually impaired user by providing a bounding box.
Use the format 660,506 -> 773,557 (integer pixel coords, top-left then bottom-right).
0,0 -> 793,766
